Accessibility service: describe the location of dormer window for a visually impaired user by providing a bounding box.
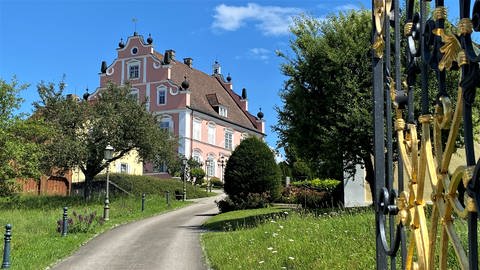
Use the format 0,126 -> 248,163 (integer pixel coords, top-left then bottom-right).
127,60 -> 140,80
219,106 -> 228,117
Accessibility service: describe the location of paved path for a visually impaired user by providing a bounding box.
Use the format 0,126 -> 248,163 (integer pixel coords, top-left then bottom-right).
51,193 -> 224,270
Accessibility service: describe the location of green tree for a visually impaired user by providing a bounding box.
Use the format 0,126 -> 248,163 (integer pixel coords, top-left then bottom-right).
275,12 -> 373,191
35,81 -> 178,199
223,137 -> 281,205
0,78 -> 50,195
275,10 -> 461,197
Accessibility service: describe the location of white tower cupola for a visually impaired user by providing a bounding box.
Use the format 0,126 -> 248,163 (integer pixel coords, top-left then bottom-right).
213,60 -> 221,75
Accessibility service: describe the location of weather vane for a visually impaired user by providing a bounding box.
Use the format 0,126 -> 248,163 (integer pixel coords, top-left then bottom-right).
132,17 -> 138,34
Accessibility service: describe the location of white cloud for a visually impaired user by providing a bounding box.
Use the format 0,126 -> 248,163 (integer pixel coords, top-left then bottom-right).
236,48 -> 271,62
212,3 -> 302,36
335,4 -> 359,11
249,48 -> 270,61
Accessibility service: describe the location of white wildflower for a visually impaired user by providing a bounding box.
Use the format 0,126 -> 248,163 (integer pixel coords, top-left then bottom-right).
288,257 -> 295,260
288,239 -> 294,242
267,247 -> 274,250
259,260 -> 264,264
279,225 -> 284,229
272,250 -> 278,254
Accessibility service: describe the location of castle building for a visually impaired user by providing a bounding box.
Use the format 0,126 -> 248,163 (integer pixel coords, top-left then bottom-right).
91,32 -> 265,179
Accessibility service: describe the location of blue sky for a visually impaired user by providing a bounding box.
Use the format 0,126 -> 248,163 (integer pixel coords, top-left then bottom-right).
0,0 -> 369,152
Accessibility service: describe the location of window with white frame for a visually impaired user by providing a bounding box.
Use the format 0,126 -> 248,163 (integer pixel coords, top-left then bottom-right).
193,118 -> 202,141
225,129 -> 233,150
219,106 -> 228,117
128,62 -> 140,79
159,115 -> 173,133
208,122 -> 216,145
193,150 -> 202,164
157,86 -> 167,105
129,88 -> 139,103
206,157 -> 215,177
120,163 -> 129,173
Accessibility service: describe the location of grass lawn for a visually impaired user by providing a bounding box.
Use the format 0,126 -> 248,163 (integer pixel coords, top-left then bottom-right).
202,208 -> 376,269
0,193 -> 189,269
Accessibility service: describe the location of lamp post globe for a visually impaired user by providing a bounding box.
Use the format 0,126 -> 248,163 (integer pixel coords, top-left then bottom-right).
103,144 -> 114,221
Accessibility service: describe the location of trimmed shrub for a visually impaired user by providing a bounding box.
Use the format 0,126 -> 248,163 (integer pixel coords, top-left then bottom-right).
92,173 -> 209,199
216,193 -> 270,213
190,168 -> 206,185
223,137 -> 281,210
291,178 -> 341,191
210,177 -> 223,188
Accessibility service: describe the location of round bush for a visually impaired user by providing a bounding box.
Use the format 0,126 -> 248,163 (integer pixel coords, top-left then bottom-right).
223,137 -> 281,204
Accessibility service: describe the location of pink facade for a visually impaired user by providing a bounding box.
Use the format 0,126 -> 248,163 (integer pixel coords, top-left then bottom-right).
92,32 -> 265,179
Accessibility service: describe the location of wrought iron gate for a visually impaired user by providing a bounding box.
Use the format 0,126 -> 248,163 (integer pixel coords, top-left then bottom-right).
372,0 -> 480,269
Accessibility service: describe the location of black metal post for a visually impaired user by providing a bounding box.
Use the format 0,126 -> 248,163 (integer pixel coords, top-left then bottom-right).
393,0 -> 406,267
372,0 -> 387,268
1,224 -> 11,269
61,207 -> 68,237
141,193 -> 145,212
166,191 -> 170,207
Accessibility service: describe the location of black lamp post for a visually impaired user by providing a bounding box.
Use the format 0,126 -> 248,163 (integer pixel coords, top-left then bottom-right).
103,144 -> 114,221
218,156 -> 225,183
205,159 -> 211,193
181,156 -> 188,201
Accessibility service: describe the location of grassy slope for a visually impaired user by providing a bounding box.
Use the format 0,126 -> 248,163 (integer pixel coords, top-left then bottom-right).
0,174 -> 215,269
0,195 -> 189,270
202,209 -> 376,270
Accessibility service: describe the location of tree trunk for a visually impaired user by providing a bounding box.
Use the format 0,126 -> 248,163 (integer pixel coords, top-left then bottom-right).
84,173 -> 93,201
363,155 -> 375,206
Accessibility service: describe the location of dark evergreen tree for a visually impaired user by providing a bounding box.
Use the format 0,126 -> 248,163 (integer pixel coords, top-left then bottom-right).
223,137 -> 281,205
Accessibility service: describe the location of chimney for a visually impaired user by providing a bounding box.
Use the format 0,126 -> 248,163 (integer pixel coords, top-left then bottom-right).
183,57 -> 193,67
163,49 -> 176,64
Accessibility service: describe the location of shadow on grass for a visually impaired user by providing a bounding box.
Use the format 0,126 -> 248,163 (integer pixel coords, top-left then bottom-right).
203,210 -> 289,232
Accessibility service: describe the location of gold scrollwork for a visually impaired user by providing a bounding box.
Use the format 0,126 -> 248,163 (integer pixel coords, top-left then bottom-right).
433,28 -> 462,71
458,18 -> 473,35
434,96 -> 452,129
433,6 -> 447,21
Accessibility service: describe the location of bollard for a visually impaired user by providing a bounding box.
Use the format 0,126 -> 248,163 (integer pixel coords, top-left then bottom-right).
166,191 -> 170,207
1,224 -> 11,269
61,207 -> 68,237
141,193 -> 146,212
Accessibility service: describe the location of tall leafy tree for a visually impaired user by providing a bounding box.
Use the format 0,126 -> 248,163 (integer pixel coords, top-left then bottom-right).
275,12 -> 374,191
275,10 -> 462,196
35,81 -> 178,199
0,78 -> 50,195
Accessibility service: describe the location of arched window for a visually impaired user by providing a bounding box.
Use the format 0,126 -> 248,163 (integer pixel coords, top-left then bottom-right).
206,154 -> 216,177
192,149 -> 203,164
